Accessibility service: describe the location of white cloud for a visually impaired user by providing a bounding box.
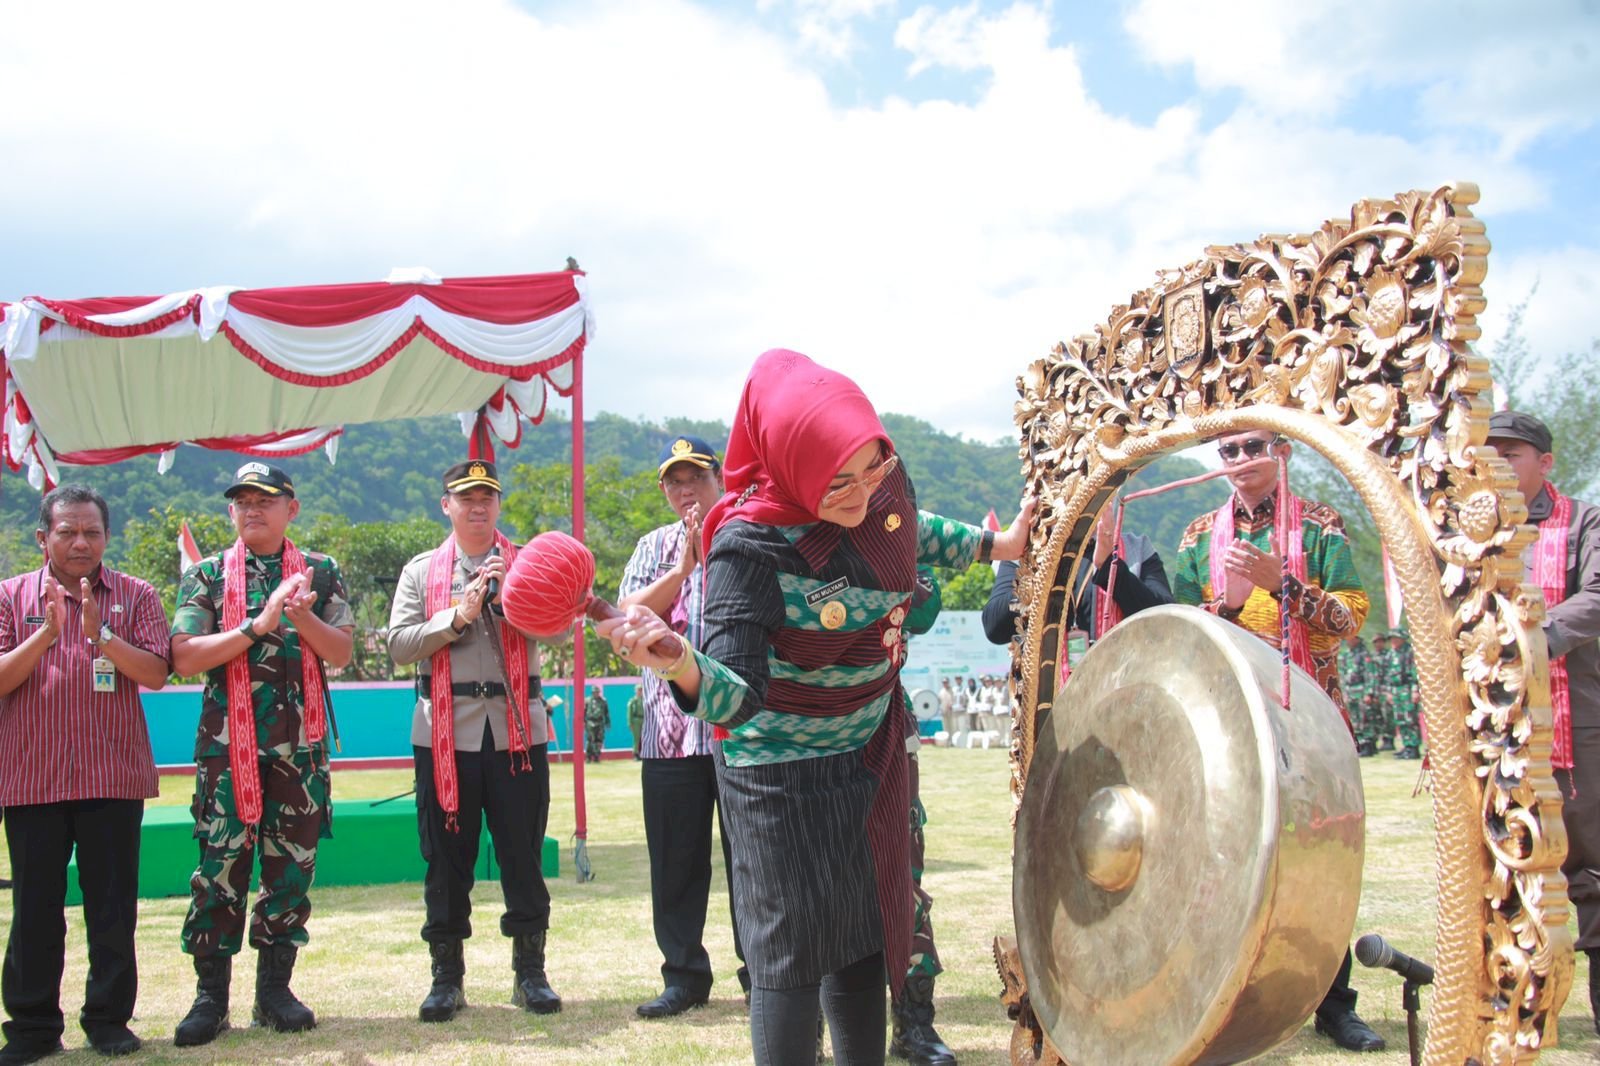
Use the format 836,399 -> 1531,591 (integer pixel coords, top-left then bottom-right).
1123,0 -> 1600,151
764,0 -> 898,59
1479,246 -> 1600,368
0,0 -> 1590,452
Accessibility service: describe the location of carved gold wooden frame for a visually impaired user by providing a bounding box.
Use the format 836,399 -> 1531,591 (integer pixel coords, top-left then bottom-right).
1002,185 -> 1572,1064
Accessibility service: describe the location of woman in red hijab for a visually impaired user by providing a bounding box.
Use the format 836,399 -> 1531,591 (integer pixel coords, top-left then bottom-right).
602,350 -> 1033,1066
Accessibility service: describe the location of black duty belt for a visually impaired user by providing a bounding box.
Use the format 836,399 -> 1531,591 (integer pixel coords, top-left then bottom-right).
416,677 -> 543,701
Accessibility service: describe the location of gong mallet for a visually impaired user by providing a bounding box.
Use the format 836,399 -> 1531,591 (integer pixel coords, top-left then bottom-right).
500,530 -> 680,885
499,530 -> 680,657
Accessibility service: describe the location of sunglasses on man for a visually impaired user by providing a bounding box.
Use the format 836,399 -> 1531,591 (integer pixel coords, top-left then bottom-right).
1217,436 -> 1284,461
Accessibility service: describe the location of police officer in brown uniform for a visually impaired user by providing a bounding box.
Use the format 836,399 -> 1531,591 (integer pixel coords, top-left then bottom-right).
387,460 -> 561,1022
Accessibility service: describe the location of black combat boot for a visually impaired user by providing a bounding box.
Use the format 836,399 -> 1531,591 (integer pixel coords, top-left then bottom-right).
890,974 -> 957,1065
420,939 -> 467,1022
511,931 -> 562,1014
174,955 -> 232,1047
1588,949 -> 1598,1036
252,943 -> 316,1032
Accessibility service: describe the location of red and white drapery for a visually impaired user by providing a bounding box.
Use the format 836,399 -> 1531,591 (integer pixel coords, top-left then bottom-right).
1,268 -> 593,488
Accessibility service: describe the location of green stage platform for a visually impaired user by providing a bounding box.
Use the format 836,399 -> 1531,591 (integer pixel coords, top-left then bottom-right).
65,799 -> 558,906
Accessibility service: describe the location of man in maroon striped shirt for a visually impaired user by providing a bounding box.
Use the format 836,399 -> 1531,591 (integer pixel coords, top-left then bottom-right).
0,484 -> 170,1065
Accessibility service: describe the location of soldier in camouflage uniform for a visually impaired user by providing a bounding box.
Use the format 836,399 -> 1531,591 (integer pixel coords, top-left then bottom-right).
1369,632 -> 1396,752
1339,635 -> 1377,757
1385,628 -> 1422,759
895,564 -> 956,1066
168,463 -> 354,1047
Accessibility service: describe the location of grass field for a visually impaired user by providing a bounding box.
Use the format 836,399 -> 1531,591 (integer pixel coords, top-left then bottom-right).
1,748 -> 1595,1064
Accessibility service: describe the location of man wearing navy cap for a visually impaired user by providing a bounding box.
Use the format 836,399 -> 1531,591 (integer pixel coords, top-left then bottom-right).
388,460 -> 561,1023
1487,410 -> 1600,1034
618,436 -> 748,1017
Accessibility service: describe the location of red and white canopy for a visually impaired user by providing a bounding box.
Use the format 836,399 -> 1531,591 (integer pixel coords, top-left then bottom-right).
1,268 -> 594,488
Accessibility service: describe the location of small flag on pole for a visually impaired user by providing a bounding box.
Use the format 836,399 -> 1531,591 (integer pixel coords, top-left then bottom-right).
1382,545 -> 1403,629
178,520 -> 201,574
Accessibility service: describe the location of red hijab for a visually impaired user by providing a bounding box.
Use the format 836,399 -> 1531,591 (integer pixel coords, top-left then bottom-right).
702,349 -> 890,557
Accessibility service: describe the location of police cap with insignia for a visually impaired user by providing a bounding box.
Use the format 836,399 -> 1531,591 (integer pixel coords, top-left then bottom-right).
656,435 -> 721,478
443,459 -> 502,494
224,462 -> 295,498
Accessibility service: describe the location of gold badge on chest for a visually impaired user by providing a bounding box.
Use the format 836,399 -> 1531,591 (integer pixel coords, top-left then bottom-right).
885,513 -> 902,532
820,601 -> 847,630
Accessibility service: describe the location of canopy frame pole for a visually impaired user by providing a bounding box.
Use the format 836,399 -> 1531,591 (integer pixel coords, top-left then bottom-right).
569,348 -> 593,881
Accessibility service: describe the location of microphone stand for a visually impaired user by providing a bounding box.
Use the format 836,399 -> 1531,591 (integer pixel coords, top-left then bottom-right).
1403,979 -> 1422,1066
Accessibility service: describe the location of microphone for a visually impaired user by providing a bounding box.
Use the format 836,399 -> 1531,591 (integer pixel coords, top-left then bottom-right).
1355,933 -> 1434,986
486,545 -> 503,615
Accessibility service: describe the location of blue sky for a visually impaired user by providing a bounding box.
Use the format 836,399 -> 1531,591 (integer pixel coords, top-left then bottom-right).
1,0 -> 1594,444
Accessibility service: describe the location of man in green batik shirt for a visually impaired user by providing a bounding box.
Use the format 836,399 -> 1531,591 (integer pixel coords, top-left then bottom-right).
168,463 -> 354,1048
1338,634 -> 1377,757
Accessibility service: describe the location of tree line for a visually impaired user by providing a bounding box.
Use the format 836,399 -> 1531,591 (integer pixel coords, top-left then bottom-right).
5,315 -> 1588,682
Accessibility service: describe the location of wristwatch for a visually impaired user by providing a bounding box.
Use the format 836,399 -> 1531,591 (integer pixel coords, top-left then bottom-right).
238,618 -> 262,643
88,622 -> 113,647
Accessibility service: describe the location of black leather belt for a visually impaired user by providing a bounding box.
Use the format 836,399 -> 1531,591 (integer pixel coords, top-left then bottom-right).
417,677 -> 542,700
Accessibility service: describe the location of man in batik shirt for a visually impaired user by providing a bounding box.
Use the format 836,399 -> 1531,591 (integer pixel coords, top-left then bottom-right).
1173,429 -> 1380,1054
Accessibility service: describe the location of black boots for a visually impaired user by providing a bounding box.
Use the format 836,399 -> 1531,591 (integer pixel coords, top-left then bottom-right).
890,974 -> 957,1065
511,931 -> 562,1014
1589,949 -> 1599,1037
252,943 -> 316,1032
174,954 -> 232,1047
420,940 -> 467,1023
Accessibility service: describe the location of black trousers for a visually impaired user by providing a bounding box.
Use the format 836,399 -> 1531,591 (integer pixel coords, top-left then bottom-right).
1318,949 -> 1358,1017
1556,727 -> 1600,951
2,798 -> 143,1049
414,729 -> 551,942
642,755 -> 747,996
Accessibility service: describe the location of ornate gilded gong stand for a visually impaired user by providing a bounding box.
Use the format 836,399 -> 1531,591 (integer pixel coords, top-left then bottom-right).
999,184 -> 1573,1064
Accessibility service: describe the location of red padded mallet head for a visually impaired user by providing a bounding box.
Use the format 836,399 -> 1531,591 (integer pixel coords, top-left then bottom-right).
501,531 -> 678,656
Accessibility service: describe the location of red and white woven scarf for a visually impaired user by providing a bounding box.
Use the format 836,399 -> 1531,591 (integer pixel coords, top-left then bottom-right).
1534,483 -> 1574,769
1209,486 -> 1313,677
220,538 -> 327,826
424,531 -> 531,828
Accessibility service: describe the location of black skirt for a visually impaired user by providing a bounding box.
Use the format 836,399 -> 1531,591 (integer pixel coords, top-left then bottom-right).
715,743 -> 883,989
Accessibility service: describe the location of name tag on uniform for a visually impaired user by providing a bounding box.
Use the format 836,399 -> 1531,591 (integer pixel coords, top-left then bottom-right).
804,577 -> 850,607
93,656 -> 116,693
24,615 -> 46,625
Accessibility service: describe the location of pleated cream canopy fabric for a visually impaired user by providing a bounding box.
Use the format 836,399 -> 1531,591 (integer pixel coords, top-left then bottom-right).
0,268 -> 593,487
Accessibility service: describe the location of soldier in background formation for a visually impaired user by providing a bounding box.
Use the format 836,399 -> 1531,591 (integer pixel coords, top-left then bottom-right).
1377,630 -> 1421,760
1338,635 -> 1379,757
584,684 -> 610,763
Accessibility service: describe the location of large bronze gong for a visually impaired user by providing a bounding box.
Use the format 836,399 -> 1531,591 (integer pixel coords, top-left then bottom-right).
1015,606 -> 1363,1063
1002,186 -> 1573,1063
